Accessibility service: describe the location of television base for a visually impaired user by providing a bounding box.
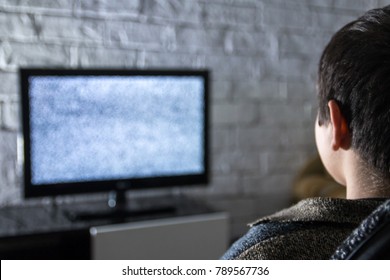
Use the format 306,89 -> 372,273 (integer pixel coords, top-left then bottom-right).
64,190 -> 178,222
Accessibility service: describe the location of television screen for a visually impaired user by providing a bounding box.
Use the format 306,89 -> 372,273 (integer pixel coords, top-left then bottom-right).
20,69 -> 209,198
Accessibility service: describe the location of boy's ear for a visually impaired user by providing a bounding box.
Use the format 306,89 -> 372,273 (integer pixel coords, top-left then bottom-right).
328,100 -> 351,151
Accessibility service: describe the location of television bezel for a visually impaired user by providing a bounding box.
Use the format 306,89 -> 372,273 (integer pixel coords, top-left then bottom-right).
20,68 -> 210,198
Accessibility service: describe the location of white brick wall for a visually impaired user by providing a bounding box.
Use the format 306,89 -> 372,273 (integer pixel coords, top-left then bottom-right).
0,0 -> 386,239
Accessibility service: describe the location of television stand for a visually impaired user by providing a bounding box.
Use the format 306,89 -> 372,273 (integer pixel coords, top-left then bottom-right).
0,197 -> 228,259
66,205 -> 176,221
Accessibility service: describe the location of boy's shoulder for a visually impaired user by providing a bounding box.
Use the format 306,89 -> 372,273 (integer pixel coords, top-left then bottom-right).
222,197 -> 385,260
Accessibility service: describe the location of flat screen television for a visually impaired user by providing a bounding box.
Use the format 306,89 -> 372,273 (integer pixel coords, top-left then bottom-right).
19,68 -> 209,217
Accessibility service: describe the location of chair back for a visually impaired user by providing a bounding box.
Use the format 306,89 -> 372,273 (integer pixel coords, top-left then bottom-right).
331,199 -> 390,259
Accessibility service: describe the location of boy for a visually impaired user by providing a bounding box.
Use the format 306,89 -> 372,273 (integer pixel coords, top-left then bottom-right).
223,5 -> 390,259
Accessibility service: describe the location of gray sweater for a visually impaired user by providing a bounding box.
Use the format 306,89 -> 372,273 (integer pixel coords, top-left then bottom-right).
222,197 -> 386,260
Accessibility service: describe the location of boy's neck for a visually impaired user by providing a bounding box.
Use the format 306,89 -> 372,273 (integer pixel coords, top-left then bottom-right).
345,153 -> 390,199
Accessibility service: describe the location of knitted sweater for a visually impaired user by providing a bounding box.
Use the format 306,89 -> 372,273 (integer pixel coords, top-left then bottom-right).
222,197 -> 386,260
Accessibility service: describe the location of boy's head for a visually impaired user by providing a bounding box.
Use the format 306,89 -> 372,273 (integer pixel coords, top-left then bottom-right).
316,6 -> 390,187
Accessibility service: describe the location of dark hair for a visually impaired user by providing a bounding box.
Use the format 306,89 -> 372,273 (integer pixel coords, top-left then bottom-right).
317,5 -> 390,175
